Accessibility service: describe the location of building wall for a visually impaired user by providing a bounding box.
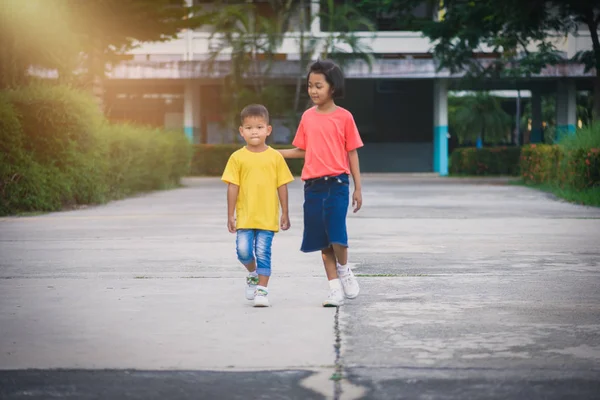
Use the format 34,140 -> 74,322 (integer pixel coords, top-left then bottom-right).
338,79 -> 434,172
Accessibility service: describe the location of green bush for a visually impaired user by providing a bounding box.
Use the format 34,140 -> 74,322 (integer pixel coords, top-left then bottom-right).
0,94 -> 65,214
557,123 -> 600,190
520,144 -> 562,184
520,125 -> 600,190
0,83 -> 192,216
449,147 -> 521,176
7,83 -> 104,167
559,147 -> 600,189
191,144 -> 304,176
101,124 -> 192,196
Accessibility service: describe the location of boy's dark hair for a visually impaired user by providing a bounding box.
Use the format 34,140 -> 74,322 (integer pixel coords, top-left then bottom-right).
240,104 -> 270,124
307,59 -> 345,98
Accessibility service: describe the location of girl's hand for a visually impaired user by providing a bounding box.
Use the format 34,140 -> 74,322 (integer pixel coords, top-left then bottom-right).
352,189 -> 362,213
280,214 -> 291,231
227,216 -> 237,233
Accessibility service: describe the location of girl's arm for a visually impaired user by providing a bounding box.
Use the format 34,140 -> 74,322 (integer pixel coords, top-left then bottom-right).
279,148 -> 305,159
348,149 -> 362,212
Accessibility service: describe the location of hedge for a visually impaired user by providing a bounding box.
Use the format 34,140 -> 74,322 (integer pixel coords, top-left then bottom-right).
519,144 -> 563,184
191,144 -> 305,176
0,83 -> 192,216
449,146 -> 521,176
521,144 -> 600,189
449,128 -> 599,202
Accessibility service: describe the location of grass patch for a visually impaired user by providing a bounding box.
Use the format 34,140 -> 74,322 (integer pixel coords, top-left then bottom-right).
517,180 -> 600,207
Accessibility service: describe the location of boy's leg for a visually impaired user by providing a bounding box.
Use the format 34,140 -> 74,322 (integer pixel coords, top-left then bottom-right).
322,247 -> 344,307
236,229 -> 258,300
253,230 -> 274,307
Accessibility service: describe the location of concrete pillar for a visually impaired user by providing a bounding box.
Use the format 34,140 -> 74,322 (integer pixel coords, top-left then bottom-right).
310,0 -> 320,35
184,81 -> 201,143
433,80 -> 449,176
556,80 -> 576,139
184,0 -> 193,61
530,91 -> 543,143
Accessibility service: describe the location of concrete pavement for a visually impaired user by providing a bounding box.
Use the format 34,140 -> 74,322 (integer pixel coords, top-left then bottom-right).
1,175 -> 599,399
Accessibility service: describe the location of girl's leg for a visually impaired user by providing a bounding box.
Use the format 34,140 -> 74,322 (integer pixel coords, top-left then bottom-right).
326,176 -> 359,299
322,246 -> 344,307
321,246 -> 339,280
332,244 -> 359,299
331,244 -> 347,266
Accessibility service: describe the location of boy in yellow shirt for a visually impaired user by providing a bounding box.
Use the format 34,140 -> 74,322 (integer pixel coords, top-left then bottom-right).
221,104 -> 294,307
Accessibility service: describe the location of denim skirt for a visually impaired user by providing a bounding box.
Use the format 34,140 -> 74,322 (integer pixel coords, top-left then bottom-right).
301,173 -> 349,253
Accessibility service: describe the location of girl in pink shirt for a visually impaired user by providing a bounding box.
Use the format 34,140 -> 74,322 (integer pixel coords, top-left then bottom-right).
280,59 -> 363,307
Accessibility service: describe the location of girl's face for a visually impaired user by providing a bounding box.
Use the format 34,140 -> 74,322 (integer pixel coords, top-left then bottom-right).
307,72 -> 333,106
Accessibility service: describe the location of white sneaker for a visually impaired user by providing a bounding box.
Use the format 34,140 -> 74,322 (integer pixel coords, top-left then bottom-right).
323,288 -> 344,307
246,275 -> 259,300
338,267 -> 360,299
253,288 -> 270,307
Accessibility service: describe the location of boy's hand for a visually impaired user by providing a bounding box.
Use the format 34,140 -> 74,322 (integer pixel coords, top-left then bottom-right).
227,215 -> 236,233
352,189 -> 362,213
280,214 -> 290,231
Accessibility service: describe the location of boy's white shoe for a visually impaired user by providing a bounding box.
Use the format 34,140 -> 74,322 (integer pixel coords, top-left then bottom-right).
323,288 -> 345,307
246,275 -> 259,300
253,288 -> 270,307
338,266 -> 360,299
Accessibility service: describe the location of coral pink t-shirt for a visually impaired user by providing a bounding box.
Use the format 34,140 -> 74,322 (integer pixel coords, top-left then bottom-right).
292,106 -> 364,181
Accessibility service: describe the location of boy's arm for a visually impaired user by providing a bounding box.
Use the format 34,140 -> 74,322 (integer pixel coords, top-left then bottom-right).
278,148 -> 305,159
348,149 -> 362,213
227,183 -> 239,233
277,184 -> 290,230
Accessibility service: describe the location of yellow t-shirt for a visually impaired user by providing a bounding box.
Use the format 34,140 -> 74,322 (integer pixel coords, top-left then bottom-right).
221,146 -> 294,232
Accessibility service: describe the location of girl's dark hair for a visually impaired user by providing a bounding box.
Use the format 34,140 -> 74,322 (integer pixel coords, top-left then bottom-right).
307,59 -> 345,98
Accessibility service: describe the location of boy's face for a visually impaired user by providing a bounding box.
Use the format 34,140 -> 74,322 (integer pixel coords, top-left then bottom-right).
239,116 -> 272,146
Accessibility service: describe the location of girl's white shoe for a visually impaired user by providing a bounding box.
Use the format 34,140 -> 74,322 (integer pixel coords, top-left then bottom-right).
338,268 -> 360,299
323,288 -> 345,307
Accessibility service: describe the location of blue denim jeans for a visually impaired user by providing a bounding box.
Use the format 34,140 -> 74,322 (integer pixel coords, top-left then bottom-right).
236,229 -> 275,277
301,173 -> 349,253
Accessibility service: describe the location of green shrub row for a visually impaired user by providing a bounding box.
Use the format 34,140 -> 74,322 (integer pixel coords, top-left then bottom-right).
449,147 -> 521,176
191,144 -> 305,176
521,145 -> 600,189
0,83 -> 191,216
450,124 -> 600,198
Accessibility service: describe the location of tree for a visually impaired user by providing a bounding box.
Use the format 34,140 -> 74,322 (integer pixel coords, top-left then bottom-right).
289,0 -> 375,128
449,93 -> 512,146
201,1 -> 297,142
202,0 -> 376,142
1,0 -> 205,98
410,0 -> 600,119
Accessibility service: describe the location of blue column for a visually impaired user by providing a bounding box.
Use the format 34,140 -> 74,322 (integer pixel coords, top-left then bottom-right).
184,81 -> 201,143
433,80 -> 448,176
556,80 -> 576,141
